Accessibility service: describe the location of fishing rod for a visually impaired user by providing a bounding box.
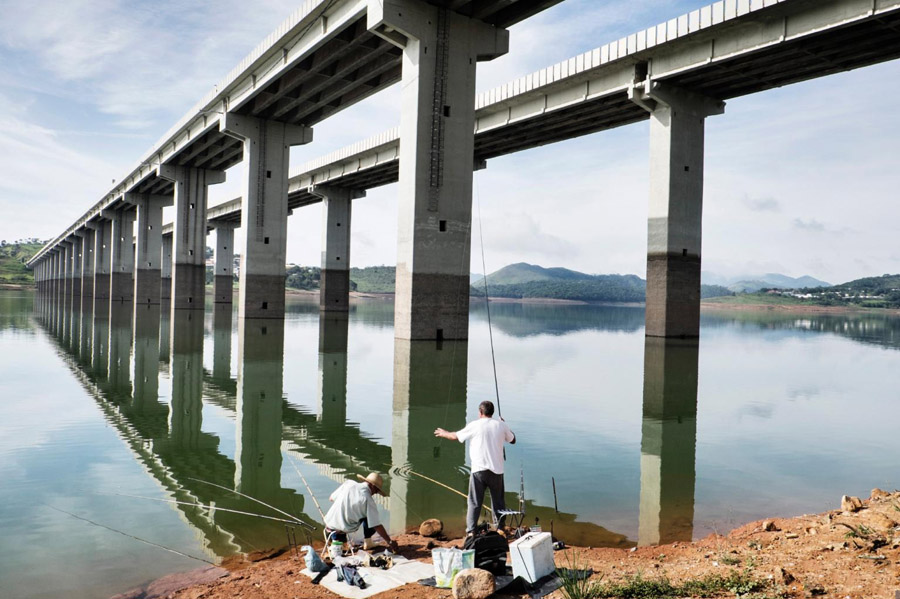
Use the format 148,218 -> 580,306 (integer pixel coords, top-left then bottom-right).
45,504 -> 214,565
285,454 -> 326,521
476,195 -> 502,418
406,469 -> 492,514
110,492 -> 307,526
188,477 -> 316,530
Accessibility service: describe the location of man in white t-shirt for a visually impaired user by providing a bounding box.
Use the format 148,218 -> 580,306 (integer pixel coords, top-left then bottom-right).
324,472 -> 398,552
434,400 -> 516,533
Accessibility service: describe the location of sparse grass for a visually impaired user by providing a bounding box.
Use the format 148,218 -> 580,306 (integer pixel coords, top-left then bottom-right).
583,568 -> 778,598
556,551 -> 603,599
843,524 -> 875,539
718,553 -> 741,566
747,540 -> 763,551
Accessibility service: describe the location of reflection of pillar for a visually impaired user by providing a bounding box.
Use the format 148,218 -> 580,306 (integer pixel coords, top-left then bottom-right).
79,298 -> 93,364
109,208 -> 136,303
107,302 -> 134,401
91,298 -> 110,377
391,339 -> 468,535
235,319 -> 285,500
132,303 -> 162,412
629,80 -> 724,338
368,3 -> 508,340
169,310 -> 205,447
157,165 -> 225,311
638,337 -> 698,546
159,305 -> 171,371
310,185 -> 364,312
220,113 -> 312,320
317,313 -> 349,427
213,224 -> 236,304
161,233 -> 173,301
212,303 -> 233,382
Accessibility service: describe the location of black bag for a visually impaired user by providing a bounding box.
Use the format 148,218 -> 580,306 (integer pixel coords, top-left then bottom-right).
463,529 -> 509,575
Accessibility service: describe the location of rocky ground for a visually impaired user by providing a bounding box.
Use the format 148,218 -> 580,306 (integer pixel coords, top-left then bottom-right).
114,489 -> 900,599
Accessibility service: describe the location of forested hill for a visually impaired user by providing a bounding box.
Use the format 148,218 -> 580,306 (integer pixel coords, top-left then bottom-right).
340,263 -> 733,302
0,240 -> 44,285
829,274 -> 900,294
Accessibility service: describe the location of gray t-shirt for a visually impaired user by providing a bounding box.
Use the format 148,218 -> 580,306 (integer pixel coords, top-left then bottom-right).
324,480 -> 381,533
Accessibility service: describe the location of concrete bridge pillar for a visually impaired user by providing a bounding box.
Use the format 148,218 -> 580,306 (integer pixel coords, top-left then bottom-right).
80,228 -> 95,307
317,313 -> 349,427
54,250 -> 63,302
157,165 -> 225,311
61,241 -> 73,299
127,193 -> 172,306
220,113 -> 312,320
87,219 -> 112,302
629,79 -> 724,338
638,337 -> 698,546
161,233 -> 173,301
213,224 -> 236,304
369,1 -> 508,340
390,338 -> 468,535
71,232 -> 85,312
310,185 -> 364,312
107,208 -> 136,303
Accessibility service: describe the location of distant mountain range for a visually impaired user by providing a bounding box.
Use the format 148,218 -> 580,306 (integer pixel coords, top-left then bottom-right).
701,271 -> 830,293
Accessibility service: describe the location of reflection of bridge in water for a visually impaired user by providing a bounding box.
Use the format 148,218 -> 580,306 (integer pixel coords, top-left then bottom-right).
34,292 -> 633,556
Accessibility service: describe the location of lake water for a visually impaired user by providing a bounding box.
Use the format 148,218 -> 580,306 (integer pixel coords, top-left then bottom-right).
2,289 -> 899,598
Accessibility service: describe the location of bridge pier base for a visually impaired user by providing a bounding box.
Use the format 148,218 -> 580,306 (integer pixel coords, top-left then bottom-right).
369,0 -> 508,340
158,165 -> 224,311
88,219 -> 112,302
630,80 -> 724,338
311,185 -> 363,312
220,113 -> 312,320
128,193 -> 170,306
108,208 -> 136,303
213,224 -> 235,304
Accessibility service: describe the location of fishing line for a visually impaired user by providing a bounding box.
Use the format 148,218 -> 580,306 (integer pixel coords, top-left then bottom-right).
44,504 -> 214,565
285,453 -> 326,521
108,492 -> 305,526
475,176 -> 502,418
187,477 -> 316,530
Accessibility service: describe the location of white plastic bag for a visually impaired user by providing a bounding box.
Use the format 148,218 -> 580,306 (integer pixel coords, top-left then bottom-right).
431,547 -> 474,588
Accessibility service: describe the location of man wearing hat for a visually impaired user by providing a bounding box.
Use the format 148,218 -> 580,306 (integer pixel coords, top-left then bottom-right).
324,472 -> 399,552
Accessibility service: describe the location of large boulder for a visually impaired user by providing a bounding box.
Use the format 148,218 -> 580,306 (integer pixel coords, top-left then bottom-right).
841,495 -> 863,513
452,568 -> 495,599
419,518 -> 443,537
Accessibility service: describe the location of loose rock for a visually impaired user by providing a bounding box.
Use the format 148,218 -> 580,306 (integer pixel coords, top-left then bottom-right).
762,520 -> 778,531
778,567 -> 795,585
419,518 -> 444,537
452,568 -> 494,599
841,495 -> 863,513
870,488 -> 890,500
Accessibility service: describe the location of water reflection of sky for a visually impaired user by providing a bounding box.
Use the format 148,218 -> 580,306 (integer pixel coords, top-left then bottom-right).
3,291 -> 900,599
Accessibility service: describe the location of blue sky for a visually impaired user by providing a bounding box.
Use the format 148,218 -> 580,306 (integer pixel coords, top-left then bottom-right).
1,0 -> 898,284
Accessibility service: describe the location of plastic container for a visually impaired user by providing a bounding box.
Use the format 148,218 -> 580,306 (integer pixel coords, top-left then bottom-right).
329,541 -> 344,559
510,532 -> 554,583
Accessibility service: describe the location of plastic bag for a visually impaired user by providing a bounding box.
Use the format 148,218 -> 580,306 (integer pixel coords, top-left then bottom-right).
432,547 -> 474,588
301,545 -> 328,572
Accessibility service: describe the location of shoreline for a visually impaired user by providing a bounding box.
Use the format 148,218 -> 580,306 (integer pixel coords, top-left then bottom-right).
123,489 -> 900,599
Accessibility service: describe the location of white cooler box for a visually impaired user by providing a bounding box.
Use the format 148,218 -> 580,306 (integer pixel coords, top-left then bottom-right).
509,531 -> 554,583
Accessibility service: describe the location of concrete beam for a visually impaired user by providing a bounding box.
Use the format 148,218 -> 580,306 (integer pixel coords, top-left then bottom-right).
157,165 -> 225,311
220,112 -> 312,319
368,0 -> 508,340
310,185 -> 365,311
629,79 -> 724,338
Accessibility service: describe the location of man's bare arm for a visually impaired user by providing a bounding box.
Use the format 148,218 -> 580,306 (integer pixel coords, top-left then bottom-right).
434,428 -> 458,441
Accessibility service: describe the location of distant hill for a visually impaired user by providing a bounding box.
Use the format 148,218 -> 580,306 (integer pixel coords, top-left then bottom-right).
475,263 -> 593,286
830,274 -> 900,294
703,271 -> 830,293
0,240 -> 44,284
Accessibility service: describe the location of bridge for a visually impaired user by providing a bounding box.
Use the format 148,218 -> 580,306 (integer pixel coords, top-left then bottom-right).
27,0 -> 900,340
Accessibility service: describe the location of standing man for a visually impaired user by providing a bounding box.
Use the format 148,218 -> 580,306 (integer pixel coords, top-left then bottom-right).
435,400 -> 516,534
324,472 -> 399,552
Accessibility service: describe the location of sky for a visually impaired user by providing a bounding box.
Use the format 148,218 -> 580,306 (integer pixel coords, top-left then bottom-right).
1,0 -> 898,285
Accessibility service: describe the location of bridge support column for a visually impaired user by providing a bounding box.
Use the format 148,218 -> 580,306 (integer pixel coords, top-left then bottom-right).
70,234 -> 84,313
638,337 -> 698,546
88,219 -> 112,302
157,165 -> 225,310
213,224 -> 236,304
161,233 -> 173,301
62,241 -> 73,300
108,208 -> 136,303
368,1 -> 508,340
629,80 -> 724,338
311,185 -> 364,311
80,228 -> 95,308
220,113 -> 312,320
127,193 -> 171,306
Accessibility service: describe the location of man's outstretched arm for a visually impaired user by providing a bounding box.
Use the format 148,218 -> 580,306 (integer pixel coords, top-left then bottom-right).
434,428 -> 458,441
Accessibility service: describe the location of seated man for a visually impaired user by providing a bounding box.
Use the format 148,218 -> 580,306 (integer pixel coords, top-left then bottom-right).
324,472 -> 399,552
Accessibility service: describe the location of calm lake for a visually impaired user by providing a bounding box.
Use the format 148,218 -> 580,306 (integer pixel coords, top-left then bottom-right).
2,289 -> 899,598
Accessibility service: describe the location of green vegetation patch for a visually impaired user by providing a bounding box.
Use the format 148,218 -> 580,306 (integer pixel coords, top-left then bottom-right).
0,240 -> 44,284
559,570 -> 777,599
